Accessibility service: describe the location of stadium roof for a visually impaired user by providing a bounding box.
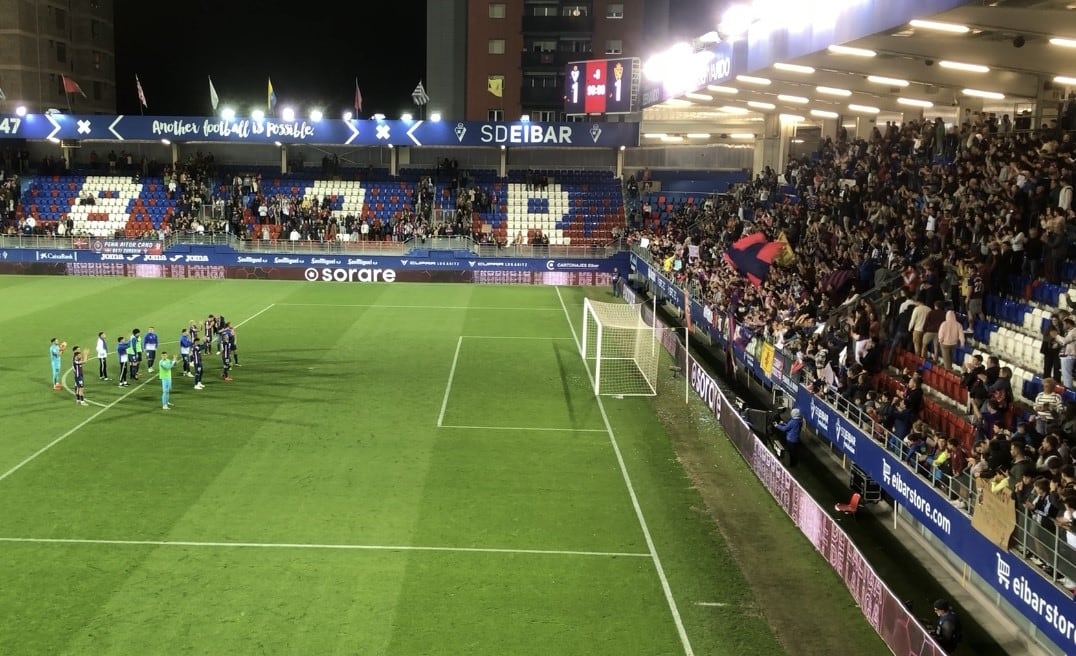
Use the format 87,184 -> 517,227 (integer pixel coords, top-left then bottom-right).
641,0 -> 1076,144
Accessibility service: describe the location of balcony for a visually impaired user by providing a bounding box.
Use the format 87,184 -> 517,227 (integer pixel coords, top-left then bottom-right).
520,85 -> 565,106
521,50 -> 576,68
522,15 -> 593,34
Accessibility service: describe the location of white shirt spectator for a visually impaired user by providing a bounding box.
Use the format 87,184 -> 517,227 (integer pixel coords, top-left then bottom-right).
289,229 -> 300,241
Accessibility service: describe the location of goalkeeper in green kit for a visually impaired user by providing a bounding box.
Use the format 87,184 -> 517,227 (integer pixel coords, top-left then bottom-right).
158,351 -> 178,410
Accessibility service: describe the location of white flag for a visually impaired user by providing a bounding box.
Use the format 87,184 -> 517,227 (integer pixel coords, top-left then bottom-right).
208,76 -> 219,110
412,81 -> 429,106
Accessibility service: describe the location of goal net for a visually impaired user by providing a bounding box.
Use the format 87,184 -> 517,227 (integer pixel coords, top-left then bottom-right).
581,297 -> 658,396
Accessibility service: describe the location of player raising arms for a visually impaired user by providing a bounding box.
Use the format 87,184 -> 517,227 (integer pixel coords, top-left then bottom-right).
49,338 -> 63,390
72,345 -> 87,406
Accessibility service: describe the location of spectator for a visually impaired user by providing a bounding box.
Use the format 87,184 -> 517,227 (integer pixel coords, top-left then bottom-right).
937,310 -> 965,370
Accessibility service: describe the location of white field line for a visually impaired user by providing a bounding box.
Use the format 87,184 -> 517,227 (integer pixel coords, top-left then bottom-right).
438,424 -> 607,433
460,335 -> 576,340
437,336 -> 464,427
555,287 -> 695,656
3,304 -> 277,485
0,536 -> 650,559
695,602 -> 729,607
275,303 -> 561,311
0,376 -> 157,483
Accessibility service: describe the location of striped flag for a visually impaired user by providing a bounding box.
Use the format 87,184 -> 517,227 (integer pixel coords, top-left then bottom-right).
412,80 -> 429,106
268,77 -> 277,111
62,75 -> 87,98
0,86 -> 5,101
354,78 -> 363,113
135,74 -> 148,109
208,76 -> 219,110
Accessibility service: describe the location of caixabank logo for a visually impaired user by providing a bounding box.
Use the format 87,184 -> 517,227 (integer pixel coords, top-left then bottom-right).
303,267 -> 397,283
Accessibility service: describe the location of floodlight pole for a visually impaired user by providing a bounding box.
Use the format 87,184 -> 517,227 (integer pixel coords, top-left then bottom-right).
684,325 -> 689,405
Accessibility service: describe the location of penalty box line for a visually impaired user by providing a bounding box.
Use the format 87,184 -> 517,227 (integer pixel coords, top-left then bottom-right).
0,304 -> 277,486
0,536 -> 650,559
436,334 -> 587,431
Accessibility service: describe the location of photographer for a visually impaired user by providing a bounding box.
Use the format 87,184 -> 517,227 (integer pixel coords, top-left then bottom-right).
930,599 -> 963,653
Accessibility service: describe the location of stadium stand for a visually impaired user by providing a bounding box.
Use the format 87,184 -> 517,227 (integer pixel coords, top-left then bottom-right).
630,117 -> 1076,595
17,175 -> 177,238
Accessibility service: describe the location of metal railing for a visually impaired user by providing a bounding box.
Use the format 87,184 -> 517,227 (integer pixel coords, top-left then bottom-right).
0,234 -> 95,250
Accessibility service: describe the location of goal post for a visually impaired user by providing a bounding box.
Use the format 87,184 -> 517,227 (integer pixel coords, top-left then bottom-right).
581,297 -> 658,396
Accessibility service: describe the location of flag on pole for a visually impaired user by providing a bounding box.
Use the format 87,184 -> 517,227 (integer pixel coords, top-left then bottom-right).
62,75 -> 87,98
135,74 -> 148,109
0,86 -> 6,101
354,78 -> 363,114
208,76 -> 219,110
268,78 -> 277,111
412,81 -> 429,106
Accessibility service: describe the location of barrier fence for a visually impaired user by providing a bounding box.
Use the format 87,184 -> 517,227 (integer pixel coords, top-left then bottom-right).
629,250 -> 1076,655
627,282 -> 944,656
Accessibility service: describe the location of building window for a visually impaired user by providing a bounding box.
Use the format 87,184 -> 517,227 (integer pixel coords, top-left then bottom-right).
54,74 -> 64,96
93,81 -> 103,101
489,3 -> 506,18
55,42 -> 66,64
530,40 -> 557,52
525,73 -> 559,88
488,39 -> 506,55
93,52 -> 102,70
532,5 -> 557,17
607,3 -> 624,18
488,109 -> 504,121
90,19 -> 99,39
605,39 -> 623,54
535,110 -> 559,122
562,5 -> 588,16
558,39 -> 591,53
54,7 -> 67,30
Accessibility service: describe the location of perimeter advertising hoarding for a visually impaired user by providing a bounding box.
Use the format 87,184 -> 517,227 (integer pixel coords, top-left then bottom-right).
564,58 -> 638,115
647,302 -> 942,655
632,253 -> 1076,654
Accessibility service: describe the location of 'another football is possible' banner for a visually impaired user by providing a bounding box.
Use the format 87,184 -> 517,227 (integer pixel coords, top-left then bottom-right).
0,115 -> 638,148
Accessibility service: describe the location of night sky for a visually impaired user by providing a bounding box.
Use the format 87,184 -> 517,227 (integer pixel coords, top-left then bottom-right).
113,0 -> 428,117
113,0 -> 715,118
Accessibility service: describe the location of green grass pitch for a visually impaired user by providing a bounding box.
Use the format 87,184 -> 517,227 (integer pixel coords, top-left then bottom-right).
0,276 -> 883,655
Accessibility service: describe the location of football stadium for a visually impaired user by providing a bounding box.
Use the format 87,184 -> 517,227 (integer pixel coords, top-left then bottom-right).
3,1 -> 1076,654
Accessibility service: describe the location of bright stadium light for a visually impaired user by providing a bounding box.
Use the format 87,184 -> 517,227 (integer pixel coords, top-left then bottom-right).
160,139 -> 171,145
220,107 -> 236,121
909,19 -> 970,33
281,107 -> 296,121
342,111 -> 353,120
867,75 -> 909,87
962,88 -> 1005,99
430,112 -> 442,122
372,113 -> 386,120
774,62 -> 815,74
816,86 -> 852,97
810,109 -> 839,118
401,112 -> 413,121
251,109 -> 265,121
939,60 -> 989,73
14,105 -> 27,117
897,97 -> 934,108
309,109 -> 324,122
827,44 -> 876,57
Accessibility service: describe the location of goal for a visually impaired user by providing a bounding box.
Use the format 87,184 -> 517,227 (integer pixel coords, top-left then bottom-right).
581,297 -> 658,396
